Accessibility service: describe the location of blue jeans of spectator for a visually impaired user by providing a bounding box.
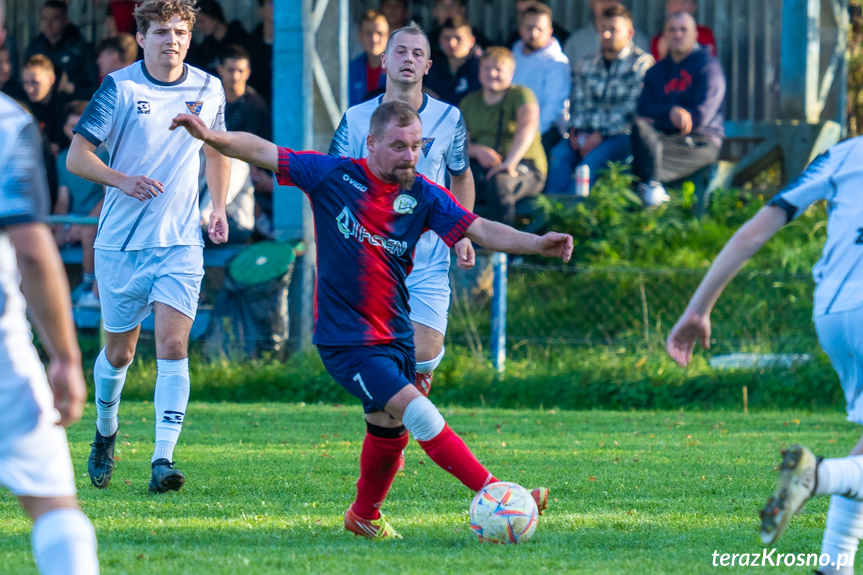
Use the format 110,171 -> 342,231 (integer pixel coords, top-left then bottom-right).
545,134 -> 632,194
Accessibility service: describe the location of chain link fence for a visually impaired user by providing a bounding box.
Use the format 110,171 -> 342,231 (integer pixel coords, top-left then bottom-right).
447,255 -> 818,358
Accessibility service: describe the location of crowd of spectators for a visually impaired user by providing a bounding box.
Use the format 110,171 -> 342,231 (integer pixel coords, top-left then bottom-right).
0,0 -> 278,308
3,0 -> 729,304
347,0 -> 727,215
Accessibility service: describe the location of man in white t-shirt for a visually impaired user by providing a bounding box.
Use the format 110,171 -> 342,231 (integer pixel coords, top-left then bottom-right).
0,4 -> 99,566
667,140 -> 863,574
329,22 -> 475,407
67,0 -> 230,494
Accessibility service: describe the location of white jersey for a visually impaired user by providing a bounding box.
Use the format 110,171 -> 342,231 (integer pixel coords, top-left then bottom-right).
74,61 -> 226,251
328,93 -> 469,275
769,136 -> 863,317
0,92 -> 52,390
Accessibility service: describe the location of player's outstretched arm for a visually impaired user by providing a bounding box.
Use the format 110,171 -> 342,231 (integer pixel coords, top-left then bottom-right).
170,113 -> 279,173
667,205 -> 788,368
7,223 -> 85,426
67,134 -> 164,202
463,217 -> 574,262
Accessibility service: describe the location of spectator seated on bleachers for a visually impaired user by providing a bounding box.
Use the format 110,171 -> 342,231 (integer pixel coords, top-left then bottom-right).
564,0 -> 649,70
25,0 -> 99,100
506,0 -> 568,52
428,0 -> 488,62
191,0 -> 250,76
546,5 -> 654,194
22,54 -> 71,156
460,47 -> 546,226
0,42 -> 24,102
348,10 -> 388,107
218,45 -> 271,141
54,100 -> 107,307
650,0 -> 716,61
96,34 -> 139,81
250,164 -> 276,241
511,1 -> 571,154
247,0 -> 274,103
631,11 -> 726,206
200,157 -> 256,246
424,16 -> 481,107
379,0 -> 410,33
104,0 -> 139,36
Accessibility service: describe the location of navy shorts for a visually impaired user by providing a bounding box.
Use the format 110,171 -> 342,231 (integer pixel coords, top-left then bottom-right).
317,340 -> 416,414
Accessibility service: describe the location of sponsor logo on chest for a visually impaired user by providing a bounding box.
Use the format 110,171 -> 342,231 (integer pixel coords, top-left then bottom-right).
342,174 -> 368,192
336,207 -> 408,256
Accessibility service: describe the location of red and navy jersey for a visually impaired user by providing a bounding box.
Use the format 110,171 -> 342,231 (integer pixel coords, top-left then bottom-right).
276,147 -> 477,346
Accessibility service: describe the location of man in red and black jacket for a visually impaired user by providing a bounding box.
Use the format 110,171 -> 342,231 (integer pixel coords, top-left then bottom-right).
631,11 -> 725,206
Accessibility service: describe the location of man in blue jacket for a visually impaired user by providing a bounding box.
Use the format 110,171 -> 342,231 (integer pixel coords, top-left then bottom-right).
630,11 -> 725,206
348,11 -> 389,106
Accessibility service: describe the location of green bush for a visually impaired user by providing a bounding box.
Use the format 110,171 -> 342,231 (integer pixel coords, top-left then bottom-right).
533,163 -> 826,272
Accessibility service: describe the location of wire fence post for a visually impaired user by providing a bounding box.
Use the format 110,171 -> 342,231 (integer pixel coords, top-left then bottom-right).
491,252 -> 508,374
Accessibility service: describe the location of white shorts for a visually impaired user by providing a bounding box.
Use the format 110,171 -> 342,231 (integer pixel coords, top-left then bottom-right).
0,366 -> 76,498
96,245 -> 204,333
816,307 -> 863,425
407,232 -> 452,335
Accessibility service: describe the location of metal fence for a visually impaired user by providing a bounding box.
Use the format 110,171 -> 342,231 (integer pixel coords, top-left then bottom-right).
447,255 -> 819,369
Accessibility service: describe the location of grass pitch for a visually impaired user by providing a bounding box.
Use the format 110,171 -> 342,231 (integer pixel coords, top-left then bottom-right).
0,402 -> 857,574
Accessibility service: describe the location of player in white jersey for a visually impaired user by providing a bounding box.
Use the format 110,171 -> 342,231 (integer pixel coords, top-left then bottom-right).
66,0 -> 230,494
329,22 -> 476,401
0,6 -> 99,567
667,138 -> 863,574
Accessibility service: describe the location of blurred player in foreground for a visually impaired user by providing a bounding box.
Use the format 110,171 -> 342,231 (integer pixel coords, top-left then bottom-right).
667,139 -> 863,574
170,101 -> 572,538
0,1 -> 99,570
67,0 -> 230,494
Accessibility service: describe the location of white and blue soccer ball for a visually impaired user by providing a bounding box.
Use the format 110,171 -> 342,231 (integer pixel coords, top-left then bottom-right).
469,481 -> 538,544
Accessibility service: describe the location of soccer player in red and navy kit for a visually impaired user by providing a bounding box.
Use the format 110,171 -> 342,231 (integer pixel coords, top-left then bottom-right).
170,101 -> 573,539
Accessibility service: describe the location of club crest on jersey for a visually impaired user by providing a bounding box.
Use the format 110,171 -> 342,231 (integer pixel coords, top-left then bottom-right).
136,100 -> 150,114
393,194 -> 417,215
421,137 -> 435,157
185,101 -> 204,115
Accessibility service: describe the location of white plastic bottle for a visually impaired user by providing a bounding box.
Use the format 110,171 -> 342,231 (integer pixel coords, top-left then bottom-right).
575,164 -> 590,197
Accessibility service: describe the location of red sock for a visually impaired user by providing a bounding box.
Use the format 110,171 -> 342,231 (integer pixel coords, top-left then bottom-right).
417,424 -> 498,491
353,432 -> 409,520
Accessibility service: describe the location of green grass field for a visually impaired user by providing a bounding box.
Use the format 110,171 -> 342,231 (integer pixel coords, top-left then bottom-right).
1,402 -> 858,574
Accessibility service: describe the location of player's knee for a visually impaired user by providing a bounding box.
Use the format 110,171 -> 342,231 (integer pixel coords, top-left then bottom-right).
416,345 -> 444,375
105,347 -> 135,369
157,335 -> 188,359
402,396 -> 445,441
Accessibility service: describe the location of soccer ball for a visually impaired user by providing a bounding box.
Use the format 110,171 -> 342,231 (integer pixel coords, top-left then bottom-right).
469,481 -> 538,544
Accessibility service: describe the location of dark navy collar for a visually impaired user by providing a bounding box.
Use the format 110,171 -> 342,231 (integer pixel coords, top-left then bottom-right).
141,61 -> 189,86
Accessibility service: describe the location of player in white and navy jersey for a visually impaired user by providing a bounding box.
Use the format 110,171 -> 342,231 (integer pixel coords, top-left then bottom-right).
0,25 -> 99,570
329,22 -> 476,403
667,137 -> 863,573
67,0 -> 230,494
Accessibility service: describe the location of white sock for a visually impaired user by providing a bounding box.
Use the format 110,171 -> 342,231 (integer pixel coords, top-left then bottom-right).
152,358 -> 190,463
31,508 -> 99,575
152,440 -> 174,462
817,456 -> 863,499
93,349 -> 129,437
820,496 -> 863,574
